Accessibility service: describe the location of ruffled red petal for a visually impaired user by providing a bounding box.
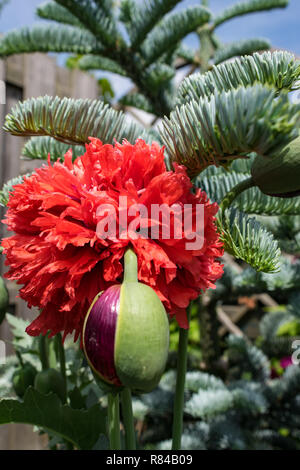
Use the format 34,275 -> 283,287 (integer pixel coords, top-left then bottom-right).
2,138 -> 223,338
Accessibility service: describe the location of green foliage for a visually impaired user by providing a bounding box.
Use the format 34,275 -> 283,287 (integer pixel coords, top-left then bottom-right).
0,276 -> 9,325
213,0 -> 289,28
129,0 -> 181,47
119,93 -> 156,114
176,44 -> 196,63
36,1 -> 83,27
3,95 -> 148,146
142,63 -> 175,90
214,38 -> 271,65
133,358 -> 300,449
22,136 -> 85,162
185,388 -> 234,418
54,0 -> 118,48
0,388 -> 107,449
77,54 -> 127,75
162,84 -> 299,176
197,170 -> 300,215
231,257 -> 300,294
0,174 -> 28,207
178,51 -> 300,103
262,215 -> 300,255
0,0 -> 8,13
226,335 -> 270,381
98,78 -> 115,103
5,314 -> 37,352
141,6 -> 211,64
217,207 -> 281,273
0,24 -> 103,56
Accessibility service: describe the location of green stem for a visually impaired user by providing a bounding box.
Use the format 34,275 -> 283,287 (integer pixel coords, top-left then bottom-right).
220,176 -> 255,211
55,333 -> 67,403
121,388 -> 136,450
16,350 -> 24,367
108,393 -> 121,450
123,248 -> 138,283
39,334 -> 49,371
172,314 -> 190,450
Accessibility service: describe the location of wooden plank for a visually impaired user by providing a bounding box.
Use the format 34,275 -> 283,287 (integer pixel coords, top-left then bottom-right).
24,53 -> 56,99
70,69 -> 99,99
5,55 -> 24,88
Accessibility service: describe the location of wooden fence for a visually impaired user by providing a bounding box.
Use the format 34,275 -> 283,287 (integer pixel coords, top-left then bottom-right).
0,52 -> 99,449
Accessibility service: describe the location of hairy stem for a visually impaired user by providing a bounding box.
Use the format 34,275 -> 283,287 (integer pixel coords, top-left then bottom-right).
220,176 -> 255,211
55,333 -> 67,403
39,334 -> 49,371
172,312 -> 190,450
124,248 -> 138,283
108,393 -> 121,450
121,388 -> 136,450
199,299 -> 221,373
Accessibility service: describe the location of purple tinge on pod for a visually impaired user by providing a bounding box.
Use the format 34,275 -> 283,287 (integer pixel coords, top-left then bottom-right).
83,285 -> 122,386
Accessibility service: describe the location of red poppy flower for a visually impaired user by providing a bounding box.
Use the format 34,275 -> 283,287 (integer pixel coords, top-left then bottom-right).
2,138 -> 223,340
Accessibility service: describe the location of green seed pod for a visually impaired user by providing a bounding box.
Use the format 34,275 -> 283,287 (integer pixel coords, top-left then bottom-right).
83,249 -> 170,393
34,368 -> 66,402
12,362 -> 37,398
0,276 -> 9,325
251,136 -> 300,197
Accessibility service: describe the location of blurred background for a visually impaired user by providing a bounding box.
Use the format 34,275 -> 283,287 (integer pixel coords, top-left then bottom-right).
0,0 -> 299,450
0,0 -> 299,99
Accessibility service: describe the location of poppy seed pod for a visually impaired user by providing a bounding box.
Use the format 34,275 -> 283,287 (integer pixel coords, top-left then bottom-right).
83,249 -> 169,393
251,136 -> 300,197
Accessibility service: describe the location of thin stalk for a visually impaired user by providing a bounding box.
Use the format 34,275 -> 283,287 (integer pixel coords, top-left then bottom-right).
220,176 -> 255,211
172,313 -> 190,450
15,350 -> 24,367
55,333 -> 67,403
121,388 -> 136,450
39,334 -> 49,371
108,392 -> 121,450
123,248 -> 138,283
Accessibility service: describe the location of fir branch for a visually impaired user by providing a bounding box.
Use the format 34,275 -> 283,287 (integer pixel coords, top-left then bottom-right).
0,175 -> 29,207
185,389 -> 234,419
141,6 -> 211,65
217,207 -> 281,273
197,171 -> 300,215
3,95 -> 148,146
22,136 -> 85,161
119,93 -> 156,114
0,24 -> 103,57
36,1 -> 84,27
77,54 -> 127,75
54,0 -> 119,49
214,38 -> 271,65
161,84 -> 299,176
178,51 -> 300,104
130,0 -> 182,48
227,335 -> 270,381
142,63 -> 175,90
213,0 -> 289,28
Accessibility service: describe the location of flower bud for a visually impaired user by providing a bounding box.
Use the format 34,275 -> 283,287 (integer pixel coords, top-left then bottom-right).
34,369 -> 66,402
83,250 -> 169,393
12,363 -> 37,398
251,136 -> 300,197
